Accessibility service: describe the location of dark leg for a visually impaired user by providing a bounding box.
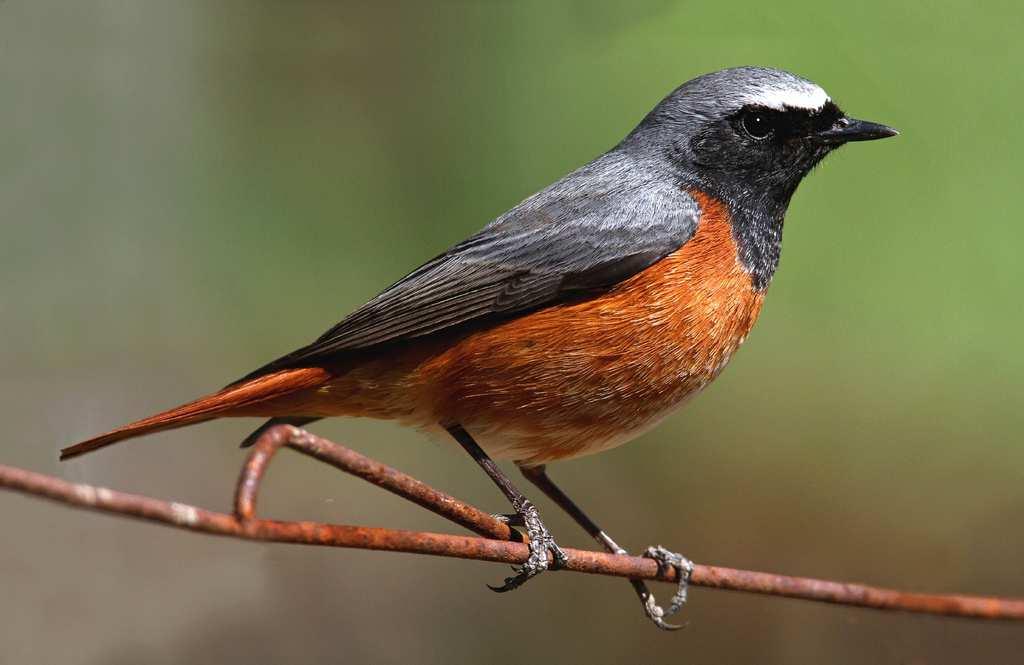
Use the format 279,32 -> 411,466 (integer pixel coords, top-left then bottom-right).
446,425 -> 568,591
520,464 -> 694,630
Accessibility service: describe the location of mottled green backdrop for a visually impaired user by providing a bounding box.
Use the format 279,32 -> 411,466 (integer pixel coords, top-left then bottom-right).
2,2 -> 1022,663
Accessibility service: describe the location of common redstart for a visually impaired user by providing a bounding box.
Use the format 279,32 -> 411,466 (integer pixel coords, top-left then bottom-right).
61,67 -> 897,628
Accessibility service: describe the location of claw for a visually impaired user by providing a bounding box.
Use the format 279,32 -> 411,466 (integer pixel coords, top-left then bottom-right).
640,592 -> 683,631
640,545 -> 694,630
487,499 -> 566,592
490,512 -> 525,527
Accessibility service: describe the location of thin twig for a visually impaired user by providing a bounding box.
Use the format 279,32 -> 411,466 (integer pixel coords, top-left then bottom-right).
1,425 -> 1022,621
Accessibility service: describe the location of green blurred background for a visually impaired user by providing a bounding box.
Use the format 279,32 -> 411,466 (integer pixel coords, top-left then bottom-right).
2,1 -> 1022,663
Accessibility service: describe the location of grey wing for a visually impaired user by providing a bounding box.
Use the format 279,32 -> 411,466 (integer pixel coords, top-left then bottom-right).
235,179 -> 699,382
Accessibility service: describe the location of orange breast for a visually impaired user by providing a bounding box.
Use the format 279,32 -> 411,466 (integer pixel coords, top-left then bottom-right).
276,192 -> 764,464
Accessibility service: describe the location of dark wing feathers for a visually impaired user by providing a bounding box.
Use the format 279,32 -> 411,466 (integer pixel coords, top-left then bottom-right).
234,157 -> 700,383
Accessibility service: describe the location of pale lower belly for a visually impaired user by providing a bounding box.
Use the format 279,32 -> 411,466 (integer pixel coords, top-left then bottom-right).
419,383 -> 705,466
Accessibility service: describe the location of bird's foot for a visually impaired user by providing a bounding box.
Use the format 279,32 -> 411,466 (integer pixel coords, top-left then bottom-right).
638,545 -> 695,630
488,499 -> 567,592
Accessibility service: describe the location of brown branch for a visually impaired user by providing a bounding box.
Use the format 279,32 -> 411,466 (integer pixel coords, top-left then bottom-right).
2,425 -> 1023,621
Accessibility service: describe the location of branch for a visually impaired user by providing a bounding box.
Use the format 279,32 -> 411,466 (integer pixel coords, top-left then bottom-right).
2,425 -> 1022,621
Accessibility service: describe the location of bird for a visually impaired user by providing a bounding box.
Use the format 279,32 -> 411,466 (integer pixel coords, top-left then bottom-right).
60,67 -> 897,629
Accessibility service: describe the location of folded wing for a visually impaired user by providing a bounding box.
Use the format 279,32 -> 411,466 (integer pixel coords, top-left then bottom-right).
235,161 -> 700,383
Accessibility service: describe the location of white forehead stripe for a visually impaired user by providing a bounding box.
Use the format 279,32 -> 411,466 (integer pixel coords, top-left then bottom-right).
742,83 -> 830,111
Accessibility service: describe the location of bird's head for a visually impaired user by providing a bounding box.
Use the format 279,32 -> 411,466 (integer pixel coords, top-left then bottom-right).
624,66 -> 898,211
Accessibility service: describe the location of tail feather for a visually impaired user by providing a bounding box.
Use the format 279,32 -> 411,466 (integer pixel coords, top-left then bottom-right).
60,367 -> 330,460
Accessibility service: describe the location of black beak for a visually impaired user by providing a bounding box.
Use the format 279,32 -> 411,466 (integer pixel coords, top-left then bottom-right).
816,117 -> 899,144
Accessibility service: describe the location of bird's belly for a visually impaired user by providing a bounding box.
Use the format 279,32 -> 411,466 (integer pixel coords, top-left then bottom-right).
435,387 -> 702,464
417,303 -> 754,465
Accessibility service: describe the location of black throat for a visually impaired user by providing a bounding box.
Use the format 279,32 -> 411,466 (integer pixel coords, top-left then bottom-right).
681,175 -> 792,291
722,190 -> 789,291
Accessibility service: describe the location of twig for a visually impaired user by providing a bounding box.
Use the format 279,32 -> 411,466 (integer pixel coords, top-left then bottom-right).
1,425 -> 1022,621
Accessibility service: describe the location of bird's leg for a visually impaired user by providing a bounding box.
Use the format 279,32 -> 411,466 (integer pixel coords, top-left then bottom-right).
519,464 -> 694,630
446,425 -> 568,592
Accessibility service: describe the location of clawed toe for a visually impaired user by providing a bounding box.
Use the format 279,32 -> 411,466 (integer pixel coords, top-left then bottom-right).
488,500 -> 567,592
639,545 -> 695,630
491,512 -> 525,527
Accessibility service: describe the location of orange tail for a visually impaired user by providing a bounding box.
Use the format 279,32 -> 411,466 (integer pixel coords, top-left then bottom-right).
59,367 -> 330,461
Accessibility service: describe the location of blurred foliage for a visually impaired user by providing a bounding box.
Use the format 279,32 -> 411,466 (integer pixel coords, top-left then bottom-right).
1,1 -> 1022,663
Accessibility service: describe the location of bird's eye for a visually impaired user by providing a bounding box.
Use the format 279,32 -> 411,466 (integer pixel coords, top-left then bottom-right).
741,111 -> 775,140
